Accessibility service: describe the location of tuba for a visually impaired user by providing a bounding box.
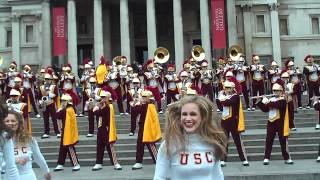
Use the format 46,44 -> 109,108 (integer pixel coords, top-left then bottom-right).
228,45 -> 243,61
154,47 -> 169,64
191,45 -> 205,62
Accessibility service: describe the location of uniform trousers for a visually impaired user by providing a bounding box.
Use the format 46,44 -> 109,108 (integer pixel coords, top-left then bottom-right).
166,89 -> 178,105
88,109 -> 96,134
43,103 -> 60,135
114,86 -> 125,113
25,88 -> 39,114
130,106 -> 139,133
307,81 -> 320,106
57,138 -> 79,166
135,121 -> 157,163
221,119 -> 247,162
264,120 -> 290,160
252,80 -> 265,108
95,127 -> 118,165
240,81 -> 250,108
288,101 -> 295,129
201,83 -> 213,102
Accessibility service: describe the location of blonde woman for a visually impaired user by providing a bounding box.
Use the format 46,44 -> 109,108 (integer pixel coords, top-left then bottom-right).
0,102 -> 19,180
154,96 -> 227,180
4,110 -> 50,180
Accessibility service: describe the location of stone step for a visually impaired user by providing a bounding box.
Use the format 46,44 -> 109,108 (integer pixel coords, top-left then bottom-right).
40,150 -> 318,168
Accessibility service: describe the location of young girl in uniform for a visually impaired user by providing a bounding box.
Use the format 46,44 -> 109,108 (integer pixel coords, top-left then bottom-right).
154,96 -> 227,180
54,94 -> 80,172
91,90 -> 122,171
4,110 -> 51,180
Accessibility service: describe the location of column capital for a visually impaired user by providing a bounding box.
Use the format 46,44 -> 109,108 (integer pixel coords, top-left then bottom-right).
241,4 -> 252,12
269,3 -> 279,11
11,13 -> 21,22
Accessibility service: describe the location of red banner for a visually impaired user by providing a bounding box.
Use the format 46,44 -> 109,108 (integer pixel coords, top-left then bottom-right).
211,0 -> 227,49
52,7 -> 66,56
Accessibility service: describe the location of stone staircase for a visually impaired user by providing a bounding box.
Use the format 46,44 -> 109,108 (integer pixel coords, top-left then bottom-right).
31,107 -> 320,168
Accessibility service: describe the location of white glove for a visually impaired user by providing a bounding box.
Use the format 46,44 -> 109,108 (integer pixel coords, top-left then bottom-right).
48,93 -> 56,98
242,66 -> 248,71
262,97 -> 269,104
251,65 -> 256,71
218,93 -> 226,101
39,100 -> 44,105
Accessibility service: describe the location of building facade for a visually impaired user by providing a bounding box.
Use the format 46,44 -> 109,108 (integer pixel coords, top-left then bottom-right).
0,0 -> 320,75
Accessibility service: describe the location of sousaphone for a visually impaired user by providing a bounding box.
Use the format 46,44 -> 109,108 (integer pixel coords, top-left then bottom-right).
191,45 -> 205,61
154,47 -> 169,64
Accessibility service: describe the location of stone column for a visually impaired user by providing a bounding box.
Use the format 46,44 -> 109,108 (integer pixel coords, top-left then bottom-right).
227,0 -> 238,46
94,0 -> 104,65
42,0 -> 52,67
12,14 -> 21,70
173,0 -> 184,72
67,0 -> 78,76
146,0 -> 157,59
120,0 -> 131,63
242,4 -> 253,63
200,0 -> 212,68
103,6 -> 112,61
269,3 -> 282,66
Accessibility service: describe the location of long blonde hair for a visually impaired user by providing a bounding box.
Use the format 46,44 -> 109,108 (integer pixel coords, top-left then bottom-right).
7,110 -> 32,146
164,96 -> 227,160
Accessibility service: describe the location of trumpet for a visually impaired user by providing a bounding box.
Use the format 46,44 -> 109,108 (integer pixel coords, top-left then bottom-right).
250,94 -> 278,99
87,98 -> 95,109
42,96 -> 49,102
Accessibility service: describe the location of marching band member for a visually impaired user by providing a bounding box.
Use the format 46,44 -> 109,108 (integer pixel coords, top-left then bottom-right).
91,90 -> 122,171
234,57 -> 250,110
84,77 -> 97,137
213,57 -> 226,99
250,55 -> 266,110
268,61 -> 281,93
163,64 -> 179,105
128,77 -> 143,136
7,89 -> 30,133
5,61 -> 19,99
223,57 -> 235,73
132,90 -> 161,170
0,69 -> 6,95
188,57 -> 201,86
54,94 -> 80,172
303,55 -> 320,109
281,72 -> 296,131
286,60 -> 303,109
125,65 -> 138,114
200,60 -> 214,102
216,79 -> 248,167
96,56 -> 109,88
38,71 -> 60,139
105,58 -> 126,115
22,64 -> 41,118
176,71 -> 192,99
120,56 -> 129,101
144,59 -> 163,113
80,59 -> 93,116
314,100 -> 320,162
256,81 -> 293,165
60,64 -> 81,109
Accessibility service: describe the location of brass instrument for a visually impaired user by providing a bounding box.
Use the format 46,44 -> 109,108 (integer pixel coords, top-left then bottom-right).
154,47 -> 169,64
250,94 -> 278,99
113,56 -> 122,66
88,98 -> 95,110
191,45 -> 205,62
228,45 -> 243,61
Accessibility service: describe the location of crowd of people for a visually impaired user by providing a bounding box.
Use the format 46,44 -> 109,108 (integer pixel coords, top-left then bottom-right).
0,47 -> 319,179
